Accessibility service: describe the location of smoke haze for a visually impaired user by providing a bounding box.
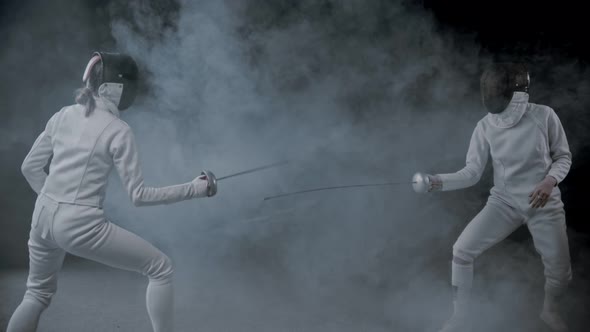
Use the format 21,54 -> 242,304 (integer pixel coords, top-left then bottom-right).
1,0 -> 590,330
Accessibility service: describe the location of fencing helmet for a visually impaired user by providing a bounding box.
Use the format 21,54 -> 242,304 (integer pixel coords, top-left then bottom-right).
82,52 -> 139,111
480,63 -> 529,114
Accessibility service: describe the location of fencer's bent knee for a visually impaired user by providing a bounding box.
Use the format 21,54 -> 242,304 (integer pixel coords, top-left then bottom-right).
544,262 -> 572,290
23,282 -> 57,308
452,255 -> 472,265
145,254 -> 174,282
452,243 -> 477,264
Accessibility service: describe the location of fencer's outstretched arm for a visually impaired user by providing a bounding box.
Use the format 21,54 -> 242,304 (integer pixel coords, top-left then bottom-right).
546,108 -> 571,184
437,121 -> 490,191
110,124 -> 209,206
21,114 -> 57,194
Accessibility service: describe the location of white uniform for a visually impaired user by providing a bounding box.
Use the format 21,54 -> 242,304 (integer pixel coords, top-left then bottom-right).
438,91 -> 572,296
8,97 -> 208,332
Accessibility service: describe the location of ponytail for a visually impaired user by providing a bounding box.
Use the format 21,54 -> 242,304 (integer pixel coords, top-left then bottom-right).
75,87 -> 96,116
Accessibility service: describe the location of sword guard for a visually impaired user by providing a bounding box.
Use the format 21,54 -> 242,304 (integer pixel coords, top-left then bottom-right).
412,172 -> 431,193
200,170 -> 218,197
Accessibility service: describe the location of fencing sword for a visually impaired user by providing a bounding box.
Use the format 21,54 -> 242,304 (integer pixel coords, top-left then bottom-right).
219,160 -> 290,180
262,172 -> 433,201
263,181 -> 414,201
200,160 -> 289,196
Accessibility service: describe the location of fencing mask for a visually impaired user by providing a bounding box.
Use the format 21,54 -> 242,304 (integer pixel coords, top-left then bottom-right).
480,63 -> 529,114
82,52 -> 139,111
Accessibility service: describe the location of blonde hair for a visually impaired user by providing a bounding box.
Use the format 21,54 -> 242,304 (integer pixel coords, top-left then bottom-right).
75,87 -> 96,116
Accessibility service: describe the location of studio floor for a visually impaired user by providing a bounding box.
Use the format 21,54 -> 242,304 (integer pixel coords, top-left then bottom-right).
2,255 -> 587,332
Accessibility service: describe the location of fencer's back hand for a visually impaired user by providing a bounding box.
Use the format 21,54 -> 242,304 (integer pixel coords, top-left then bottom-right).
529,176 -> 557,208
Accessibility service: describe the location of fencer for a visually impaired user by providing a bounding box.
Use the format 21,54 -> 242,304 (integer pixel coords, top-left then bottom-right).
7,52 -> 217,332
414,63 -> 572,332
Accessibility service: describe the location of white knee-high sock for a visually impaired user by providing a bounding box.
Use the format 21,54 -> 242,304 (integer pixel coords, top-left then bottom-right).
146,278 -> 174,332
544,283 -> 567,310
451,262 -> 473,317
541,288 -> 569,331
6,298 -> 46,332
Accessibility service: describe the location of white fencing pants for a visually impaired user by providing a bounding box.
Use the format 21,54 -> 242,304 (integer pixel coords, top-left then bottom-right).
7,194 -> 174,332
452,194 -> 572,296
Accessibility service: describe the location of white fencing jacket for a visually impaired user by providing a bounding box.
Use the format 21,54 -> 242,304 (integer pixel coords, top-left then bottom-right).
21,97 -> 208,207
438,92 -> 571,207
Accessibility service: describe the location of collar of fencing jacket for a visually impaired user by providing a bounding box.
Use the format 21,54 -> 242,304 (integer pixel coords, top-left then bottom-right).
95,95 -> 120,118
488,91 -> 529,128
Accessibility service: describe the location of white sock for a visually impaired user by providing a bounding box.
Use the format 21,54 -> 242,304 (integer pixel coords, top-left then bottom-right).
451,262 -> 473,317
6,298 -> 46,332
146,279 -> 174,332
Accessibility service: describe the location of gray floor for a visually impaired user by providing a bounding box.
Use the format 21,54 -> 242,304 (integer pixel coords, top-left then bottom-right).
1,255 -> 587,332
0,257 -> 396,332
2,213 -> 589,332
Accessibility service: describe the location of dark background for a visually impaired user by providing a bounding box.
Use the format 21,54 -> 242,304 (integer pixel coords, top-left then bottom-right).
0,0 -> 589,330
420,0 -> 590,229
4,0 -> 588,262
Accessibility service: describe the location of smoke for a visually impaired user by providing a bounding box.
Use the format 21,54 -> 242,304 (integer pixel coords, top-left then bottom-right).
92,0 -> 590,330
2,0 -> 590,330
98,0 -> 525,330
